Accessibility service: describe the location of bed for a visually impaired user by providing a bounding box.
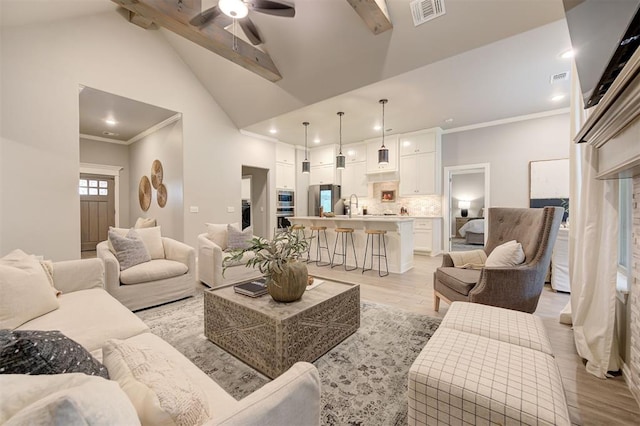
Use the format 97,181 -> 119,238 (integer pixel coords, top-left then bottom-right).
458,218 -> 485,245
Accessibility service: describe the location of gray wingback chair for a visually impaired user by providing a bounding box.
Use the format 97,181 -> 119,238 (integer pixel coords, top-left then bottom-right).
434,207 -> 563,313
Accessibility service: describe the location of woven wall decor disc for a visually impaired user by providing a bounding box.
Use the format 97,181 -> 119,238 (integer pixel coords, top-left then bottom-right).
151,159 -> 164,189
139,176 -> 152,211
157,183 -> 168,208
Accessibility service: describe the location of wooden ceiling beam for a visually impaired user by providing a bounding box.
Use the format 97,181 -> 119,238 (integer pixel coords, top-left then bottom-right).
112,0 -> 282,82
128,11 -> 154,29
345,0 -> 393,35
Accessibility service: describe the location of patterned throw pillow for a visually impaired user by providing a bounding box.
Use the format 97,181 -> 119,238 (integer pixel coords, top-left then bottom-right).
227,225 -> 253,250
108,228 -> 151,271
0,330 -> 109,379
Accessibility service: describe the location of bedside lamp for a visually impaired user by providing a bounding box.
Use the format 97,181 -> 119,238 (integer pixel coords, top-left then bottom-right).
458,200 -> 470,217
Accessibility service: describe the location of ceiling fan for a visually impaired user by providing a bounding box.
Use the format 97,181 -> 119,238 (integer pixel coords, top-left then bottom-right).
189,0 -> 295,45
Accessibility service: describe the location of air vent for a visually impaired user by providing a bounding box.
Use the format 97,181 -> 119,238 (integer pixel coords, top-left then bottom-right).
550,71 -> 570,84
102,131 -> 120,137
410,0 -> 446,27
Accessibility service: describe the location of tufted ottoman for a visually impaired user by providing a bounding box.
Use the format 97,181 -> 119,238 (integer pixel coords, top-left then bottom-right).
408,302 -> 570,425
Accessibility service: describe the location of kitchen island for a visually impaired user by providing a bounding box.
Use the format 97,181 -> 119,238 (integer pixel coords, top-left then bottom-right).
289,216 -> 414,274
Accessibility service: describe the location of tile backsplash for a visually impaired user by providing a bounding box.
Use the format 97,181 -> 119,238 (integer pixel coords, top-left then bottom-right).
352,182 -> 442,216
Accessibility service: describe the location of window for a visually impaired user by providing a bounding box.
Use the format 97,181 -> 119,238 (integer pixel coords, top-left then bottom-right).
617,178 -> 632,294
79,178 -> 108,196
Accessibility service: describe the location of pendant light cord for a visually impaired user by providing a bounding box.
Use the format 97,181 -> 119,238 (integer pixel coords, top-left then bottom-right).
338,111 -> 344,154
303,121 -> 309,160
380,99 -> 387,148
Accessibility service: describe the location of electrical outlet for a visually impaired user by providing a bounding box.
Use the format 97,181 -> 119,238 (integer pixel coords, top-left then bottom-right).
189,206 -> 199,213
227,206 -> 235,213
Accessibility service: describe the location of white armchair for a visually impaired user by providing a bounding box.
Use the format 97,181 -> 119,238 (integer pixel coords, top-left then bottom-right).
197,234 -> 261,288
97,237 -> 196,311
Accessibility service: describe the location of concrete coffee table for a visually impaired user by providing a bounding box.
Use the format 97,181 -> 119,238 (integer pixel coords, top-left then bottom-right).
204,279 -> 360,379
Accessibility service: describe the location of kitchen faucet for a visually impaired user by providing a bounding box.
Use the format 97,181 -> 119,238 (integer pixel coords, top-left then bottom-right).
349,194 -> 358,218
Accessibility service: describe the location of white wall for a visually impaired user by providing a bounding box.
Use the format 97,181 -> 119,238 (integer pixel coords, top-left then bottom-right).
0,11 -> 274,260
442,113 -> 570,208
79,138 -> 131,227
128,120 -> 184,240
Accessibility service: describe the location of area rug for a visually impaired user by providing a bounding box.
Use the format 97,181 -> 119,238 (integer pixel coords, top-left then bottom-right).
136,293 -> 441,425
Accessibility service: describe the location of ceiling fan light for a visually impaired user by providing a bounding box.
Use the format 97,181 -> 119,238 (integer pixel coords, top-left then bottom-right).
219,0 -> 249,19
336,154 -> 346,170
378,147 -> 389,165
302,160 -> 310,174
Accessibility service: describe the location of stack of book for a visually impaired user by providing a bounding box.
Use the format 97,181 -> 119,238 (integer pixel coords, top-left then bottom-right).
234,278 -> 268,297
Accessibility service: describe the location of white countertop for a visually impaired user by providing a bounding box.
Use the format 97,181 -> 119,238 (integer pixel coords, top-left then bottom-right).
291,215 -> 414,222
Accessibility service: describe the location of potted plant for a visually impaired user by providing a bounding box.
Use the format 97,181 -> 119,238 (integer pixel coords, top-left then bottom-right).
223,228 -> 310,302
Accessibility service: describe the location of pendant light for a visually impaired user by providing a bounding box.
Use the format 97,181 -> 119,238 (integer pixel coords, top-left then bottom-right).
336,112 -> 346,170
302,121 -> 310,174
378,99 -> 389,165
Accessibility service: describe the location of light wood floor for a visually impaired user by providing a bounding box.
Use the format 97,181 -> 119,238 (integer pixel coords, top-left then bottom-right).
307,254 -> 640,426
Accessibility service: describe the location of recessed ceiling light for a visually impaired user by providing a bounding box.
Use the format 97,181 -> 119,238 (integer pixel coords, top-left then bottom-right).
314,138 -> 321,144
373,125 -> 381,131
551,94 -> 566,102
102,131 -> 119,137
269,128 -> 277,134
104,119 -> 117,126
444,118 -> 454,124
560,49 -> 574,59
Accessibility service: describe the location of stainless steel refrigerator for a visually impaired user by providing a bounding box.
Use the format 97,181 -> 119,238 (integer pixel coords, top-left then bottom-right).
308,185 -> 341,216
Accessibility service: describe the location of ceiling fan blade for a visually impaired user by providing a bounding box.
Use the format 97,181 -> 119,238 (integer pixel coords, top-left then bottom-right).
239,17 -> 263,45
249,0 -> 295,18
189,5 -> 222,27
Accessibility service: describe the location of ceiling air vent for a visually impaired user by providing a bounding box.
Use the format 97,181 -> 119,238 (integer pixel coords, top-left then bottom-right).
550,71 -> 570,84
410,0 -> 446,27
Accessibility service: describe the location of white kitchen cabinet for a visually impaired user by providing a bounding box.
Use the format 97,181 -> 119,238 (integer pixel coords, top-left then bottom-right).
341,161 -> 368,197
310,145 -> 336,167
343,143 -> 367,163
310,164 -> 339,185
399,152 -> 436,195
365,135 -> 398,173
413,218 -> 442,256
276,162 -> 295,189
276,143 -> 296,164
399,131 -> 436,156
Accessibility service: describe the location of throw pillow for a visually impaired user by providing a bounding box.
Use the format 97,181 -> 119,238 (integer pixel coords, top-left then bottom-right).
0,330 -> 109,378
108,228 -> 151,271
103,339 -> 210,426
0,373 -> 139,426
0,250 -> 60,330
205,222 -> 240,250
108,226 -> 165,259
39,260 -> 61,297
134,217 -> 157,228
227,225 -> 253,250
485,240 -> 526,267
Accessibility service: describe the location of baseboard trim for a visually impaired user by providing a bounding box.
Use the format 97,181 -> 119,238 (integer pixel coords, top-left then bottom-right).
621,362 -> 640,407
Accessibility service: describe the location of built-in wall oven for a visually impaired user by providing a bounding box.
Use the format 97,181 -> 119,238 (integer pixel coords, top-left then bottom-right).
276,189 -> 295,229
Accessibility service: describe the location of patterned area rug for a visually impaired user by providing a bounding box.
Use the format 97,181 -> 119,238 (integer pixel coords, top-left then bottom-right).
136,293 -> 441,425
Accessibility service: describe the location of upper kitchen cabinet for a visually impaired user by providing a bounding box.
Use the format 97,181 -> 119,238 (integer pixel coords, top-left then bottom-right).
365,135 -> 398,174
341,161 -> 369,197
275,142 -> 296,164
398,129 -> 442,196
310,145 -> 336,167
344,143 -> 367,164
276,162 -> 295,189
399,130 -> 436,156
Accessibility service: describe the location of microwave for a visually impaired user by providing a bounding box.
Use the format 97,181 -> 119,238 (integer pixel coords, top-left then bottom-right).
277,190 -> 294,206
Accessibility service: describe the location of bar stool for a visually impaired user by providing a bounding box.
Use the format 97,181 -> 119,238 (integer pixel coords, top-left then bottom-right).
290,224 -> 306,240
307,226 -> 331,267
362,229 -> 389,277
331,228 -> 358,271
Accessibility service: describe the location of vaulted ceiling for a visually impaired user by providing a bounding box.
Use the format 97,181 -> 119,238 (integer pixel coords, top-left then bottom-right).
1,0 -> 572,146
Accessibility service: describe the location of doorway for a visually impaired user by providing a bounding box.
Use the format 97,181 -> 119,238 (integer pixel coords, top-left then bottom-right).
79,173 -> 115,252
241,166 -> 270,238
443,163 -> 490,252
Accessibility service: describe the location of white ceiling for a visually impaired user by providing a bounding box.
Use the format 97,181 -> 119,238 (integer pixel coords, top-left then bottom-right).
1,0 -> 573,147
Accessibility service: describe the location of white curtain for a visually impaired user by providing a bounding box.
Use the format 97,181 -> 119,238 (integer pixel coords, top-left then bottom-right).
568,62 -> 621,378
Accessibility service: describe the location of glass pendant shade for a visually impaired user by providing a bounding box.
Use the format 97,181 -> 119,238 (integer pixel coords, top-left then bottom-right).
219,0 -> 249,18
336,154 -> 346,169
378,147 -> 389,165
302,160 -> 310,174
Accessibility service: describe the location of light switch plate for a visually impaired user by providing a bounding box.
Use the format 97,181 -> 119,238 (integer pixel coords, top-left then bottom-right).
227,206 -> 235,213
189,206 -> 199,213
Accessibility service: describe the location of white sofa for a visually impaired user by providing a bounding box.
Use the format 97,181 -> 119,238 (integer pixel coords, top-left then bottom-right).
97,236 -> 197,311
197,233 -> 261,288
408,302 -> 570,426
2,257 -> 322,425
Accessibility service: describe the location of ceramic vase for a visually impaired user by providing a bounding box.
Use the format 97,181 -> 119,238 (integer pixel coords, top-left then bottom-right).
267,260 -> 308,302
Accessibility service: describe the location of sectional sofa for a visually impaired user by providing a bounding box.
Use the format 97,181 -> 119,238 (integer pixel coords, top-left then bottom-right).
0,254 -> 321,425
